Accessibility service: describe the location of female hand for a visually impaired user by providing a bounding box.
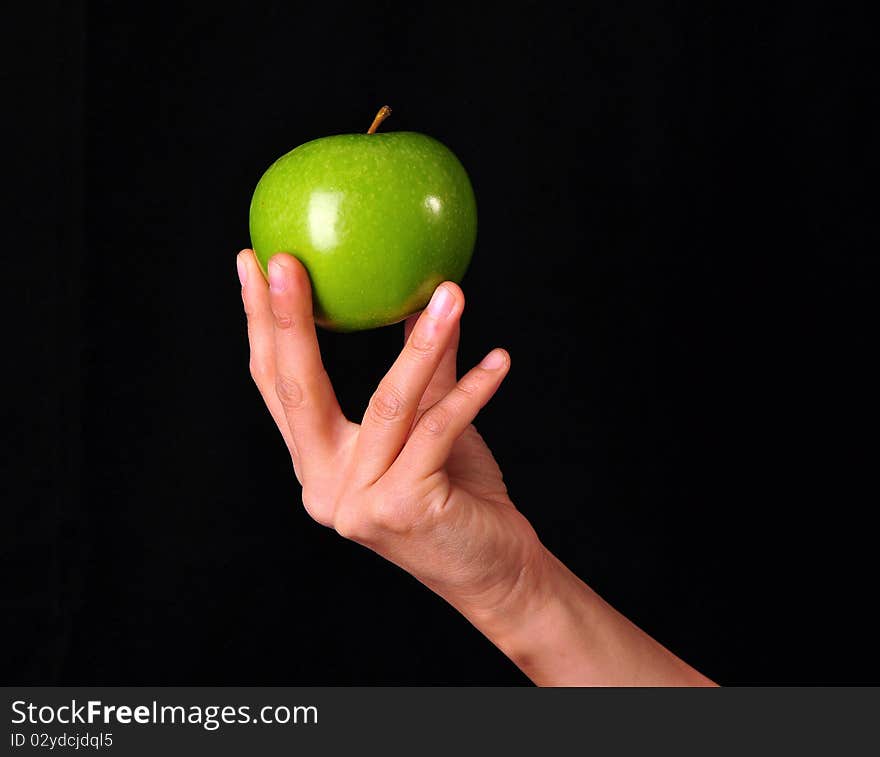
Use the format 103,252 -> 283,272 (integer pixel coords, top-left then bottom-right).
236,248 -> 715,686
236,249 -> 545,627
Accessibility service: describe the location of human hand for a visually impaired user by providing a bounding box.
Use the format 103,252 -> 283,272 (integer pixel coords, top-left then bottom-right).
236,249 -> 544,625
237,249 -> 714,686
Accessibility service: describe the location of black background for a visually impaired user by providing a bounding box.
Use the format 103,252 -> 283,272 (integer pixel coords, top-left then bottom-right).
2,1 -> 876,685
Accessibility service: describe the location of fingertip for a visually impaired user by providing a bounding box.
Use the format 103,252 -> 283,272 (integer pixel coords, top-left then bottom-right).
439,281 -> 465,313
424,282 -> 465,325
268,253 -> 312,293
480,348 -> 510,371
268,251 -> 305,272
266,259 -> 283,293
238,248 -> 268,284
236,251 -> 249,287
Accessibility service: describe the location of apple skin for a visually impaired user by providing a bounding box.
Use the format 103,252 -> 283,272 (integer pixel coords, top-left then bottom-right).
249,131 -> 477,331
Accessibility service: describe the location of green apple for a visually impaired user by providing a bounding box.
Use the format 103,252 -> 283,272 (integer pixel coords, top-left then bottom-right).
249,107 -> 477,331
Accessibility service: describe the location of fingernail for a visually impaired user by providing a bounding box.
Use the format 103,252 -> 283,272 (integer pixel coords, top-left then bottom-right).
427,285 -> 455,318
481,349 -> 507,370
268,259 -> 287,292
236,253 -> 248,286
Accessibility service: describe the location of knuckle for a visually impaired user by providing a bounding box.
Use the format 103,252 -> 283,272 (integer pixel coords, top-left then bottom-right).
406,328 -> 437,361
420,405 -> 452,436
456,375 -> 482,398
333,507 -> 368,542
300,485 -> 316,511
249,356 -> 272,384
371,495 -> 416,536
275,372 -> 305,410
369,384 -> 405,423
271,307 -> 293,329
301,487 -> 332,528
242,298 -> 259,318
334,492 -> 419,542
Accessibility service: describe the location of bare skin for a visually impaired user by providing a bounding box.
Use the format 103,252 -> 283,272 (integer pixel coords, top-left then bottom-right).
237,249 -> 715,686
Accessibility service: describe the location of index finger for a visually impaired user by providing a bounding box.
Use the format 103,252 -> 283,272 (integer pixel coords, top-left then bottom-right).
266,252 -> 347,461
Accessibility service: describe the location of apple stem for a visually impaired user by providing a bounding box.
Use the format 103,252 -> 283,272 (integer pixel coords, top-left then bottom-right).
367,105 -> 392,134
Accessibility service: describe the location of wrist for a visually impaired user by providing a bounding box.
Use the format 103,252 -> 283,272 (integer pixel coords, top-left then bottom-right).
458,544 -> 716,687
473,544 -> 599,684
447,541 -> 588,682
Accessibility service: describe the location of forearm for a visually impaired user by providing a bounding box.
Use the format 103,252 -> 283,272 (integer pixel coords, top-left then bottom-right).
458,545 -> 716,687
